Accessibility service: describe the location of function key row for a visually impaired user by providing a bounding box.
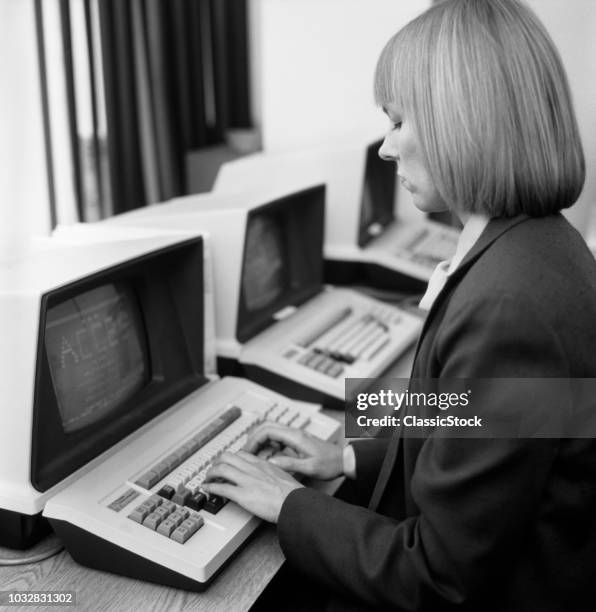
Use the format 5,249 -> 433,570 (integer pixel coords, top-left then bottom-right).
134,406 -> 242,490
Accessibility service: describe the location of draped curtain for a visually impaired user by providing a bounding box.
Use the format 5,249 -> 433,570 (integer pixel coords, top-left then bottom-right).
37,0 -> 251,224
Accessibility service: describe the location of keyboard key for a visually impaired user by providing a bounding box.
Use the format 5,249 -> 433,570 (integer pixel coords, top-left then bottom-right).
142,511 -> 163,530
154,505 -> 173,521
169,509 -> 189,527
292,414 -> 311,429
267,403 -> 287,422
179,516 -> 204,539
177,444 -> 193,461
186,492 -> 207,511
307,353 -> 326,371
138,496 -> 161,515
152,462 -> 170,480
277,410 -> 297,426
172,488 -> 192,506
128,506 -> 148,524
157,517 -> 178,537
161,500 -> 176,514
315,357 -> 334,374
157,485 -> 175,500
204,495 -> 227,514
186,477 -> 203,495
148,494 -> 164,507
170,525 -> 192,544
327,363 -> 344,378
135,470 -> 160,490
163,454 -> 181,471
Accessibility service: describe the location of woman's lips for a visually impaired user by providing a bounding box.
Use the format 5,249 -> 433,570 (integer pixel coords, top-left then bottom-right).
398,175 -> 412,191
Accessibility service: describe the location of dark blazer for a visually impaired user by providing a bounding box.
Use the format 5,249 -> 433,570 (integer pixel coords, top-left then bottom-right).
277,214 -> 596,611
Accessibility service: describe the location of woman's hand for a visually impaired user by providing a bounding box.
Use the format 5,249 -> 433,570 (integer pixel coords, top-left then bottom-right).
243,423 -> 344,480
202,451 -> 303,523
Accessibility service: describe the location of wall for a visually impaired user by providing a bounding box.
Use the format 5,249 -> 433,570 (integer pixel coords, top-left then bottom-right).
249,0 -> 430,153
526,0 -> 596,237
249,0 -> 596,237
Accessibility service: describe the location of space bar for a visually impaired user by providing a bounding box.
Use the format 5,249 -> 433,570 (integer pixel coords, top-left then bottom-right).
134,406 -> 242,489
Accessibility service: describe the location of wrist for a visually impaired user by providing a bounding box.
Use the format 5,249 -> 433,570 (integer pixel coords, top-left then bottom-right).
276,482 -> 304,523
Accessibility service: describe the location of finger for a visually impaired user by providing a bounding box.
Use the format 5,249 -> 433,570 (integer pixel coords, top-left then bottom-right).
213,451 -> 272,479
244,423 -> 307,454
202,481 -> 239,502
204,462 -> 247,485
269,455 -> 313,476
213,451 -> 263,474
235,450 -> 266,464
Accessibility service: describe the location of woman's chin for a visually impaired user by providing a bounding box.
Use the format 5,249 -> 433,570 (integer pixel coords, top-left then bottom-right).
410,193 -> 449,215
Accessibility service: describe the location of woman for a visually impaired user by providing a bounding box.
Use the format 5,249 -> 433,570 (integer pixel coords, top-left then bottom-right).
204,0 -> 596,609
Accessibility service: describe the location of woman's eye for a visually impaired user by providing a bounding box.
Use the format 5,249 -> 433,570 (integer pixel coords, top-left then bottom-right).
392,121 -> 402,130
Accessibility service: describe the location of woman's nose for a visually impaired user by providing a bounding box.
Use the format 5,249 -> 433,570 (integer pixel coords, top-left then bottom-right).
378,135 -> 398,162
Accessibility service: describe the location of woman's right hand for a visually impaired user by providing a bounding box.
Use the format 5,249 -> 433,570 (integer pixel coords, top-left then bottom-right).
243,423 -> 344,480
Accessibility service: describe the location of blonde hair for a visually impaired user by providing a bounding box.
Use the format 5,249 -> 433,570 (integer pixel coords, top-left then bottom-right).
374,0 -> 585,217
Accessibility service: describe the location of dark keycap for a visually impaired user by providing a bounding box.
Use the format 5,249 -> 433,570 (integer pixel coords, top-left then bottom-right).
204,495 -> 227,514
157,485 -> 175,500
186,492 -> 207,511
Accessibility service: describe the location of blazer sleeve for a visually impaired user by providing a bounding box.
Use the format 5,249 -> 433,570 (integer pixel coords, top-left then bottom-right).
349,439 -> 390,501
277,292 -> 565,609
351,439 -> 388,481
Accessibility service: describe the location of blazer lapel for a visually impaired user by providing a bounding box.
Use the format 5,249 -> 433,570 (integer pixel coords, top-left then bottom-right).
368,215 -> 530,512
411,215 -> 531,364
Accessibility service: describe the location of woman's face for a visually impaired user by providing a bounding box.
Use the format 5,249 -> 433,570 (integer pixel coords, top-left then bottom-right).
378,102 -> 447,214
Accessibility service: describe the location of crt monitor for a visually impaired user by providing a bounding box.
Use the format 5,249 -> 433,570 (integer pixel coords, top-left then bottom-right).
236,185 -> 325,343
32,237 -> 207,492
357,139 -> 396,248
0,234 -> 207,549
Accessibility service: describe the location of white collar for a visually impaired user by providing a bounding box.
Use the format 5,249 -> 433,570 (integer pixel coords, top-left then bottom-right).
418,214 -> 490,312
447,214 -> 490,275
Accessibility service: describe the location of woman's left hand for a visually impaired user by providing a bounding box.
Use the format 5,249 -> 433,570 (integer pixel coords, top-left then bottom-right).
202,450 -> 303,523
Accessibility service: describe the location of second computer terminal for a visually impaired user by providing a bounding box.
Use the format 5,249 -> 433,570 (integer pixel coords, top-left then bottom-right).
213,139 -> 461,289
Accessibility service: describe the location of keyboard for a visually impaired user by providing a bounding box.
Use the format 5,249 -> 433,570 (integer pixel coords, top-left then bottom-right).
395,226 -> 459,268
240,288 -> 422,403
361,219 -> 460,283
43,377 -> 341,590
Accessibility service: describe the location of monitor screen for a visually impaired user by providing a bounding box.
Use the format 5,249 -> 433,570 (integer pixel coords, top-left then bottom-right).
242,214 -> 287,312
358,140 -> 396,247
44,283 -> 150,433
236,185 -> 325,343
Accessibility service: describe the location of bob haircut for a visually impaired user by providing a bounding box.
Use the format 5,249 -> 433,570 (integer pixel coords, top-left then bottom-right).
374,0 -> 585,217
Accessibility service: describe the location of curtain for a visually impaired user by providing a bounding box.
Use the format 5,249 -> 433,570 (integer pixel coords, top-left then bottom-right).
37,0 -> 252,223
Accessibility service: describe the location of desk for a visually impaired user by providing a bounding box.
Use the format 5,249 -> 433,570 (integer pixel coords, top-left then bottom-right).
0,347 -> 416,612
